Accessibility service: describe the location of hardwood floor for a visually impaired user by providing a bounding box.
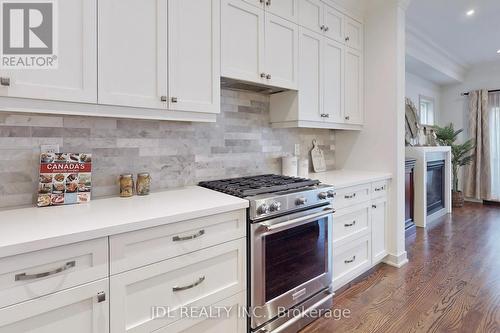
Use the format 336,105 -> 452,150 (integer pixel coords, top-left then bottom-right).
301,202 -> 500,333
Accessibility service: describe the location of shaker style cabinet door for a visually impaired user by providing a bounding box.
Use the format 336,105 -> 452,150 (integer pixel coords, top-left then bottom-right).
298,0 -> 323,33
345,48 -> 363,125
98,0 -> 167,109
264,13 -> 298,90
323,4 -> 344,43
168,0 -> 220,114
298,28 -> 322,122
371,199 -> 387,263
323,38 -> 343,123
265,0 -> 299,23
221,0 -> 265,84
0,0 -> 97,103
0,279 -> 109,333
344,16 -> 363,50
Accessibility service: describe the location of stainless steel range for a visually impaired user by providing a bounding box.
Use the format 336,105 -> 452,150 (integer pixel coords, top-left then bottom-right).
199,175 -> 335,333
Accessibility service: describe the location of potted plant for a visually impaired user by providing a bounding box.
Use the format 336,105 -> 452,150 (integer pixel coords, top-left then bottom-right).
433,123 -> 475,208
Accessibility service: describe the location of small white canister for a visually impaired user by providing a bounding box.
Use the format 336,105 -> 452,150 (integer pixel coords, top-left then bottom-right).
298,159 -> 309,178
282,156 -> 298,177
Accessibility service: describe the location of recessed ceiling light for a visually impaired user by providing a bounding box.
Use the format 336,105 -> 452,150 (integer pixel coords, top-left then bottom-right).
466,9 -> 475,16
497,49 -> 500,54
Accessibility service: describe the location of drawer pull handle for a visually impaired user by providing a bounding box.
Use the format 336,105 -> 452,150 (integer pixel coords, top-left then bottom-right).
374,186 -> 385,192
0,77 -> 10,86
344,193 -> 356,199
97,291 -> 106,303
372,204 -> 377,209
172,229 -> 205,242
15,261 -> 76,281
344,256 -> 356,264
173,276 -> 206,292
344,221 -> 356,227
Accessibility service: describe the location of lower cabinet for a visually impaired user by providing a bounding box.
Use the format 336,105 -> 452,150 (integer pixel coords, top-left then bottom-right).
154,292 -> 247,333
0,279 -> 109,333
371,198 -> 388,263
110,239 -> 246,332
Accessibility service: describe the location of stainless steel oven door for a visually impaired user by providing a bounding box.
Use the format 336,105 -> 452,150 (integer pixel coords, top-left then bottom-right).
250,205 -> 333,329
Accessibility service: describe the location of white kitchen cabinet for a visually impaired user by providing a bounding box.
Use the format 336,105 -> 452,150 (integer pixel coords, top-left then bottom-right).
154,292 -> 247,333
371,198 -> 388,263
168,0 -> 220,113
110,239 -> 246,333
265,13 -> 299,89
221,0 -> 265,83
323,37 -> 343,123
221,0 -> 298,90
345,16 -> 363,50
297,28 -> 322,122
323,4 -> 344,43
345,48 -> 364,125
265,0 -> 299,23
0,279 -> 109,333
298,0 -> 323,33
98,0 -> 167,109
0,0 -> 97,103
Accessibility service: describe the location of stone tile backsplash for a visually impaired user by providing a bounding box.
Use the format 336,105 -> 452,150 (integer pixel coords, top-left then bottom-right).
0,89 -> 335,208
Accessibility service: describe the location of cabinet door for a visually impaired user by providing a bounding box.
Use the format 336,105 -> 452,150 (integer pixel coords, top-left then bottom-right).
323,38 -> 343,123
265,0 -> 299,23
168,0 -> 220,113
298,0 -> 323,33
0,0 -> 97,103
98,0 -> 167,109
0,279 -> 109,333
323,4 -> 344,43
221,0 -> 265,83
345,48 -> 363,124
298,28 -> 322,122
345,17 -> 363,50
264,13 -> 298,90
371,200 -> 387,263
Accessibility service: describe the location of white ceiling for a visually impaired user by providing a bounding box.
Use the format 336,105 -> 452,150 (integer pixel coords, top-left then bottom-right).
407,0 -> 500,66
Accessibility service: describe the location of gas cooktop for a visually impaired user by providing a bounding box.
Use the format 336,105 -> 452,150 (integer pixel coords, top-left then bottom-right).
199,174 -> 320,198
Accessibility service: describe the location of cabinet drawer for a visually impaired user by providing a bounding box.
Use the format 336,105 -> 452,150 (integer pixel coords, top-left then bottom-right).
0,238 -> 108,309
110,238 -> 246,333
110,209 -> 246,274
153,292 -> 246,333
333,235 -> 371,290
0,279 -> 109,333
333,203 -> 370,247
371,181 -> 388,199
333,184 -> 371,210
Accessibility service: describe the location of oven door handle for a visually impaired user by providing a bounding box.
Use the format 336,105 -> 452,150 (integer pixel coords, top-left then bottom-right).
261,208 -> 335,232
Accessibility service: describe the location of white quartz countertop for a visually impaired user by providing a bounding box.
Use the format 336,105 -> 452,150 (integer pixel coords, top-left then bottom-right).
310,169 -> 392,189
0,186 -> 248,258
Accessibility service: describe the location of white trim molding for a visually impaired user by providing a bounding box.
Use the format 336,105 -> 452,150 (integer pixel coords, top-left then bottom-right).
383,251 -> 409,268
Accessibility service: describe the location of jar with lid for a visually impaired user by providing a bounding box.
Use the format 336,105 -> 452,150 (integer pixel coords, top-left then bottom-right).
119,174 -> 134,197
136,173 -> 151,196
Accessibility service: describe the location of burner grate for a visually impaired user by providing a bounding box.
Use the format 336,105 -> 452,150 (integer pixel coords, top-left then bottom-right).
199,174 -> 320,197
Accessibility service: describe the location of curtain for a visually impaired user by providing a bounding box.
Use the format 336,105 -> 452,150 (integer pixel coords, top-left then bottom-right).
490,92 -> 500,201
464,90 -> 491,200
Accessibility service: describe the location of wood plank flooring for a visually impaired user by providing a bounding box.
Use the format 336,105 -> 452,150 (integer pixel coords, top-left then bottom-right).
301,202 -> 500,333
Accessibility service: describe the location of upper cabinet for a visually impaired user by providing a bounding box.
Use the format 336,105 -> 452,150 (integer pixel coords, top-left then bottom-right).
98,0 -> 167,109
0,0 -> 97,103
221,0 -> 298,90
345,48 -> 364,125
266,0 -> 299,23
99,0 -> 220,114
345,16 -> 364,50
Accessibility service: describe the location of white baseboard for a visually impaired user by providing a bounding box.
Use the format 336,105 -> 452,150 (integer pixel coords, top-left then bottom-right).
383,251 -> 408,268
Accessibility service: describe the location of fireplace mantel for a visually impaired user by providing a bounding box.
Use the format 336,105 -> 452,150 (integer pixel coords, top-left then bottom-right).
405,146 -> 452,228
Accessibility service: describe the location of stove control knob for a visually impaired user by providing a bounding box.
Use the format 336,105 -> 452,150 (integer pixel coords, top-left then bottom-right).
270,201 -> 281,212
257,203 -> 270,215
296,197 -> 307,206
318,192 -> 328,200
327,190 -> 336,198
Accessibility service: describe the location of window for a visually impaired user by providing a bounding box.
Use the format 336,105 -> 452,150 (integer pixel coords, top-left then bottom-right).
489,92 -> 500,200
419,95 -> 435,126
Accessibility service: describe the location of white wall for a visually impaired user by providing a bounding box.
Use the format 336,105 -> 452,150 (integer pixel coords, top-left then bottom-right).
335,0 -> 408,268
405,71 -> 442,124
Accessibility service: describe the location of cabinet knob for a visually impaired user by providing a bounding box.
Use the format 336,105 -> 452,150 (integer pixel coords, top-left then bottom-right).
345,116 -> 350,120
160,96 -> 167,102
324,26 -> 329,32
266,74 -> 272,80
345,36 -> 350,42
320,25 -> 325,31
171,97 -> 178,103
260,73 -> 267,78
266,0 -> 271,6
0,77 -> 10,87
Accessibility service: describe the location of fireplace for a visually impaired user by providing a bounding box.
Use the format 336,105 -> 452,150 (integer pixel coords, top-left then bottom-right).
427,160 -> 445,215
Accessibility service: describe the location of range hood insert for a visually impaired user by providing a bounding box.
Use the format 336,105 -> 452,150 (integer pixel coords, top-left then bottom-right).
221,77 -> 289,95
